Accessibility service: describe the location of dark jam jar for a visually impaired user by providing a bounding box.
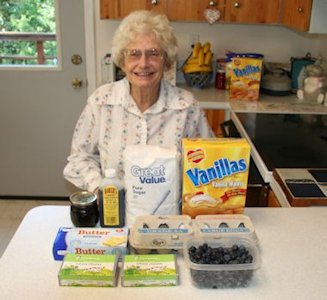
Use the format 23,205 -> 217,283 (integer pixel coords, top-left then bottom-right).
70,191 -> 99,227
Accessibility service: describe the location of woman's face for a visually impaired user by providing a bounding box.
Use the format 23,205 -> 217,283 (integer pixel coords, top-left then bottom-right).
121,33 -> 165,90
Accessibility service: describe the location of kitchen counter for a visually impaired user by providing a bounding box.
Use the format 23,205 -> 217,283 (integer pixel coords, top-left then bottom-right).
179,83 -> 327,114
0,205 -> 326,300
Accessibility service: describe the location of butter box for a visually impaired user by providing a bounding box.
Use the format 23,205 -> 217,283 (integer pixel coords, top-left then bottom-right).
122,254 -> 178,287
182,138 -> 250,218
52,227 -> 128,260
58,253 -> 119,287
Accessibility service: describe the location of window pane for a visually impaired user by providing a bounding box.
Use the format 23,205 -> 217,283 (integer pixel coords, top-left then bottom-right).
0,0 -> 57,66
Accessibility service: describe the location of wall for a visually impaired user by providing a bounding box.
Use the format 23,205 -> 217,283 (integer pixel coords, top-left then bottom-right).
94,2 -> 326,87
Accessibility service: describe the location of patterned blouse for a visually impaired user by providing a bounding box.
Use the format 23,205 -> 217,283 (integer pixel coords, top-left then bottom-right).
63,78 -> 214,192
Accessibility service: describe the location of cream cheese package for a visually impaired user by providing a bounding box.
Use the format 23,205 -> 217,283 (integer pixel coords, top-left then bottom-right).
58,253 -> 119,287
182,138 -> 250,218
123,145 -> 181,227
122,254 -> 178,287
52,227 -> 128,260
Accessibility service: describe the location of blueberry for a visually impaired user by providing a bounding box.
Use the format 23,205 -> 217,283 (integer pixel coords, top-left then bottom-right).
188,242 -> 255,288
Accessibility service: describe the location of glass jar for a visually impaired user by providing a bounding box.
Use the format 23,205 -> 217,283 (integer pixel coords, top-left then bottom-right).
215,58 -> 227,90
69,191 -> 99,227
215,70 -> 226,89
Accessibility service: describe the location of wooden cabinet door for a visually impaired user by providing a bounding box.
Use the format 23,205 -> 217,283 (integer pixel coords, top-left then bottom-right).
225,0 -> 281,24
100,0 -> 167,19
282,0 -> 312,31
167,0 -> 225,22
203,109 -> 225,137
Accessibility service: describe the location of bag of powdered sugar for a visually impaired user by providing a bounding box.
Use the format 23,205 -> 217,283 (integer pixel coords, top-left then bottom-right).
123,145 -> 181,226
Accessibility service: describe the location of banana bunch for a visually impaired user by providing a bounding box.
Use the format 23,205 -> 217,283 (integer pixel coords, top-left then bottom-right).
183,42 -> 213,74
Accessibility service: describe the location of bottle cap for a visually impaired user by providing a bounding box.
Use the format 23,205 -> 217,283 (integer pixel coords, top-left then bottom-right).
105,168 -> 116,178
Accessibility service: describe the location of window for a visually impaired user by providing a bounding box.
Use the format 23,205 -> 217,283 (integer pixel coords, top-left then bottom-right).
0,0 -> 57,66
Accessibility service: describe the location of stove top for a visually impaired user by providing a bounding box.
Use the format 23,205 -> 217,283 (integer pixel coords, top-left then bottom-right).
235,113 -> 327,171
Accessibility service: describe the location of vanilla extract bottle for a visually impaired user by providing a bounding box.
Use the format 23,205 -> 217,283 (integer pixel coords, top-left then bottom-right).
99,168 -> 125,228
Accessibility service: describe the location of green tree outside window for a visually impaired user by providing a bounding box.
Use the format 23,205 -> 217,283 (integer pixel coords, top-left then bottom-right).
0,0 -> 57,65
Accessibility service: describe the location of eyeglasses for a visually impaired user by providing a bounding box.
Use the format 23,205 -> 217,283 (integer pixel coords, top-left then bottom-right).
123,48 -> 164,63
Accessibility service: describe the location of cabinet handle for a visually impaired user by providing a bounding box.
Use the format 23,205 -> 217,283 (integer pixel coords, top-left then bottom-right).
298,6 -> 304,13
151,0 -> 159,5
209,0 -> 217,6
234,2 -> 241,8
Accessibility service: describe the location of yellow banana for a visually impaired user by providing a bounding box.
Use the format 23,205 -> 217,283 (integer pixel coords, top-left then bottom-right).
198,48 -> 205,66
203,42 -> 211,54
204,51 -> 213,66
185,57 -> 199,65
183,64 -> 212,74
192,42 -> 202,58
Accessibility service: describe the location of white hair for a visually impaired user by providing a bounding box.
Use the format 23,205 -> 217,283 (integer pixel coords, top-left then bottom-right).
111,10 -> 178,70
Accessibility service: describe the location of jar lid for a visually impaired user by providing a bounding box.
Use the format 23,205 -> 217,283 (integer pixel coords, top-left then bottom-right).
70,191 -> 97,207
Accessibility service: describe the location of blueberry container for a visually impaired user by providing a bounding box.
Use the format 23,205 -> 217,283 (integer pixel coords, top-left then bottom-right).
194,214 -> 259,245
183,237 -> 261,288
129,215 -> 194,254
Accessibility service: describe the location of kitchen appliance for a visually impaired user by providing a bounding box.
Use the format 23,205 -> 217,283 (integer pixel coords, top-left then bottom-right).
223,113 -> 327,206
290,53 -> 316,92
261,68 -> 292,96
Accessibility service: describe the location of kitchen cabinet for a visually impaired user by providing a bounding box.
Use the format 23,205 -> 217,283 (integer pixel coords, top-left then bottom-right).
167,0 -> 225,22
224,0 -> 281,24
100,0 -> 279,23
203,109 -> 225,136
267,190 -> 281,207
100,0 -> 167,19
100,0 -> 224,21
282,0 -> 312,32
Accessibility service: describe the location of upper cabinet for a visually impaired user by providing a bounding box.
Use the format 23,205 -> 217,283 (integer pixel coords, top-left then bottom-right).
282,0 -> 312,32
100,0 -> 167,19
224,0 -> 281,24
100,0 -> 224,21
100,0 -> 326,33
167,0 -> 225,22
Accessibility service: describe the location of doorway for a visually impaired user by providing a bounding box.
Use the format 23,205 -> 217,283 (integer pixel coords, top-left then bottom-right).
0,0 -> 95,198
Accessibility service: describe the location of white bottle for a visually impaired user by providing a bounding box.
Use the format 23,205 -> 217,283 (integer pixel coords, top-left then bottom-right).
98,169 -> 125,227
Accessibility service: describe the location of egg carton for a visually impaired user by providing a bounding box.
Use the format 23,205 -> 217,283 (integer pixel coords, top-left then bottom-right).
193,214 -> 259,244
129,215 -> 194,254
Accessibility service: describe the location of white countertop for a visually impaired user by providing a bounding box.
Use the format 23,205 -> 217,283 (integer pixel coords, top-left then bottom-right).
180,83 -> 327,114
1,205 -> 327,300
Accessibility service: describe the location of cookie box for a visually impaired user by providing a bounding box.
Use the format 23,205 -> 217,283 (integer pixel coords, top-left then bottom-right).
122,254 -> 178,287
182,138 -> 250,218
52,227 -> 128,260
184,237 -> 261,288
129,215 -> 194,254
193,214 -> 259,244
58,253 -> 119,287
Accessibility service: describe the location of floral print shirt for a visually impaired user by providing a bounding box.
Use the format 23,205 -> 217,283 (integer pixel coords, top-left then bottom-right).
63,78 -> 214,192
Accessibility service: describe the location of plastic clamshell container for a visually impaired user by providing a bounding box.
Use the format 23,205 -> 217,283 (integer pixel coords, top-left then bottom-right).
193,214 -> 259,245
129,215 -> 194,254
121,254 -> 178,287
183,237 -> 261,288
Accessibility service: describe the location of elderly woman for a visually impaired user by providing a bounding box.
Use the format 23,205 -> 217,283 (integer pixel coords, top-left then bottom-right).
63,10 -> 214,193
